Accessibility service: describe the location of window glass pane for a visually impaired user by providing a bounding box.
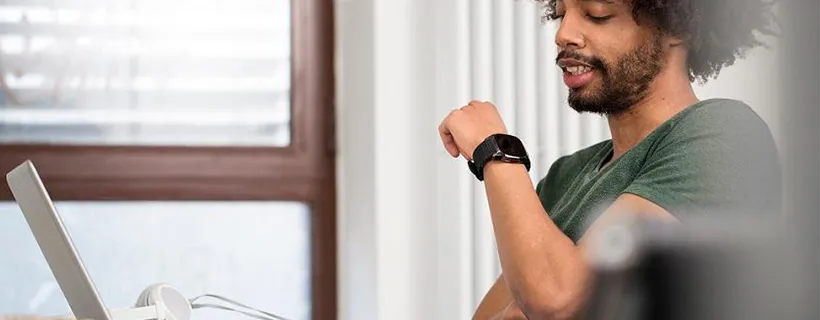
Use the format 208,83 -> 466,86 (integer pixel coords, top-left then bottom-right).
0,0 -> 291,146
0,201 -> 311,320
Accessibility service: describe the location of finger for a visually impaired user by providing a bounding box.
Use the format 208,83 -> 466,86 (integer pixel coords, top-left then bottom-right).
468,100 -> 494,108
438,117 -> 460,158
457,144 -> 473,161
442,133 -> 460,158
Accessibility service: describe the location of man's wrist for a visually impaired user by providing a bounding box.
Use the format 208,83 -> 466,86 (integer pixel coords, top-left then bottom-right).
484,160 -> 529,180
468,134 -> 531,181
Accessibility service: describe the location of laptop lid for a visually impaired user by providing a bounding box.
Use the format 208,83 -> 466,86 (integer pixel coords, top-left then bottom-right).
6,160 -> 112,320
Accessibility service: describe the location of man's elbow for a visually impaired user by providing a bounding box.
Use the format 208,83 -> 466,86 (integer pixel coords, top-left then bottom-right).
518,289 -> 586,320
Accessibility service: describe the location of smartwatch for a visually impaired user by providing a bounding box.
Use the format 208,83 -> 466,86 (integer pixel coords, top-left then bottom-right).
468,133 -> 531,181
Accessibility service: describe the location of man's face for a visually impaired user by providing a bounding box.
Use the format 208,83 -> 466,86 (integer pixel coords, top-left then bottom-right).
553,0 -> 666,115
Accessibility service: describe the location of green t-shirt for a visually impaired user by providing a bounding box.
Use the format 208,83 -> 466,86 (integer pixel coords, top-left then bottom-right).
536,99 -> 783,242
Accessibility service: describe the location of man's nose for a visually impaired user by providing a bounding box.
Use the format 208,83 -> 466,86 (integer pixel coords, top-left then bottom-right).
554,15 -> 585,50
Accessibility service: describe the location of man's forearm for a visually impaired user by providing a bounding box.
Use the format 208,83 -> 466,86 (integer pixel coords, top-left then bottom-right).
482,161 -> 591,318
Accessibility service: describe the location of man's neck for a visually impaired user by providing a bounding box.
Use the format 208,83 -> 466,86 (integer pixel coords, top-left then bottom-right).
606,71 -> 699,160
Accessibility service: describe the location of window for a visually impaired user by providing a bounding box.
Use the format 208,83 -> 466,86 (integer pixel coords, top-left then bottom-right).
0,0 -> 336,319
0,201 -> 313,320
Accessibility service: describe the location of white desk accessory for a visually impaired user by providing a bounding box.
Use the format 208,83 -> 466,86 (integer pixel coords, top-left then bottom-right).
7,161 -> 289,320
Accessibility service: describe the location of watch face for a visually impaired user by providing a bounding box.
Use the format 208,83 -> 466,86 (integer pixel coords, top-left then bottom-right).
496,134 -> 527,157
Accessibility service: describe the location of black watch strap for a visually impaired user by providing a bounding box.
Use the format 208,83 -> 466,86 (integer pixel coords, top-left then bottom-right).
468,134 -> 530,181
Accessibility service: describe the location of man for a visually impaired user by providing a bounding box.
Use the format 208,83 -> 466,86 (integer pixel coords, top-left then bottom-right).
438,0 -> 781,319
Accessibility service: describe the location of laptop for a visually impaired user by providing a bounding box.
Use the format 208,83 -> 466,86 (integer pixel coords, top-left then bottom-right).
6,160 -> 113,320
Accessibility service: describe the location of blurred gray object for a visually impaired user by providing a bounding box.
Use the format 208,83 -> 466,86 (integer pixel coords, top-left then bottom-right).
583,215 -> 806,320
778,1 -> 820,319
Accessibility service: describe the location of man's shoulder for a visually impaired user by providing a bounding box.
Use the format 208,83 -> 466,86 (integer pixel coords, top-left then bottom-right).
636,98 -> 783,216
644,98 -> 777,161
673,98 -> 771,134
651,98 -> 779,171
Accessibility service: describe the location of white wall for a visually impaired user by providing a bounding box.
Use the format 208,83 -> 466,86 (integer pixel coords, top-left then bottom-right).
335,1 -> 782,319
692,37 -> 782,145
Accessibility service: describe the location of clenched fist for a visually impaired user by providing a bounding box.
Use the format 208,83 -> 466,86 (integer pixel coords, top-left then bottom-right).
438,100 -> 508,160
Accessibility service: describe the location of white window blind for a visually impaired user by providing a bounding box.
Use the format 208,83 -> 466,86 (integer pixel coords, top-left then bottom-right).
0,0 -> 291,146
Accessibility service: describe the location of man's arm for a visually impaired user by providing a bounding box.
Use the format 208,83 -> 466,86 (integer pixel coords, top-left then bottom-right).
480,161 -> 677,319
482,161 -> 588,319
472,166 -> 677,320
473,276 -> 513,320
439,101 -> 676,319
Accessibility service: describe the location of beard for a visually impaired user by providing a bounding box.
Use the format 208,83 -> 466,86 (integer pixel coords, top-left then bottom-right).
557,34 -> 665,115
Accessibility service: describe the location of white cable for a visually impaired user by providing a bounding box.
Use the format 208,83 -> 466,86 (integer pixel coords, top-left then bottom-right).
191,303 -> 280,320
188,294 -> 291,320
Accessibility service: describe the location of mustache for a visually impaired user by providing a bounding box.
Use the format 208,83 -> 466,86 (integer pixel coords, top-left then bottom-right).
556,50 -> 606,70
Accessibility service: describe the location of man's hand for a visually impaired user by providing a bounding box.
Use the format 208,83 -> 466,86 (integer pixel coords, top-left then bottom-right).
438,100 -> 507,160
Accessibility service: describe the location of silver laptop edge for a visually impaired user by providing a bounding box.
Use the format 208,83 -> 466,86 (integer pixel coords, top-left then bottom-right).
7,160 -> 112,320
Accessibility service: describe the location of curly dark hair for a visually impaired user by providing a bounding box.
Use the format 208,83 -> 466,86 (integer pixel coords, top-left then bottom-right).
536,0 -> 779,84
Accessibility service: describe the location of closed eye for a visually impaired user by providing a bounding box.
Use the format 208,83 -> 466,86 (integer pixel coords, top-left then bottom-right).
587,14 -> 612,23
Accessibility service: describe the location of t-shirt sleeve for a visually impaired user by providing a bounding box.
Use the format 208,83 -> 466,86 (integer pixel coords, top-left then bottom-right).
623,102 -> 782,218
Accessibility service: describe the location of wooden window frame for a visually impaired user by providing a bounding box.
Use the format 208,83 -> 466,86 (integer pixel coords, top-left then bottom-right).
0,1 -> 337,319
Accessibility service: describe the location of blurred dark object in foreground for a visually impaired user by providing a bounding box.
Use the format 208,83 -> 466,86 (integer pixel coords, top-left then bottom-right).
583,215 -> 807,320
